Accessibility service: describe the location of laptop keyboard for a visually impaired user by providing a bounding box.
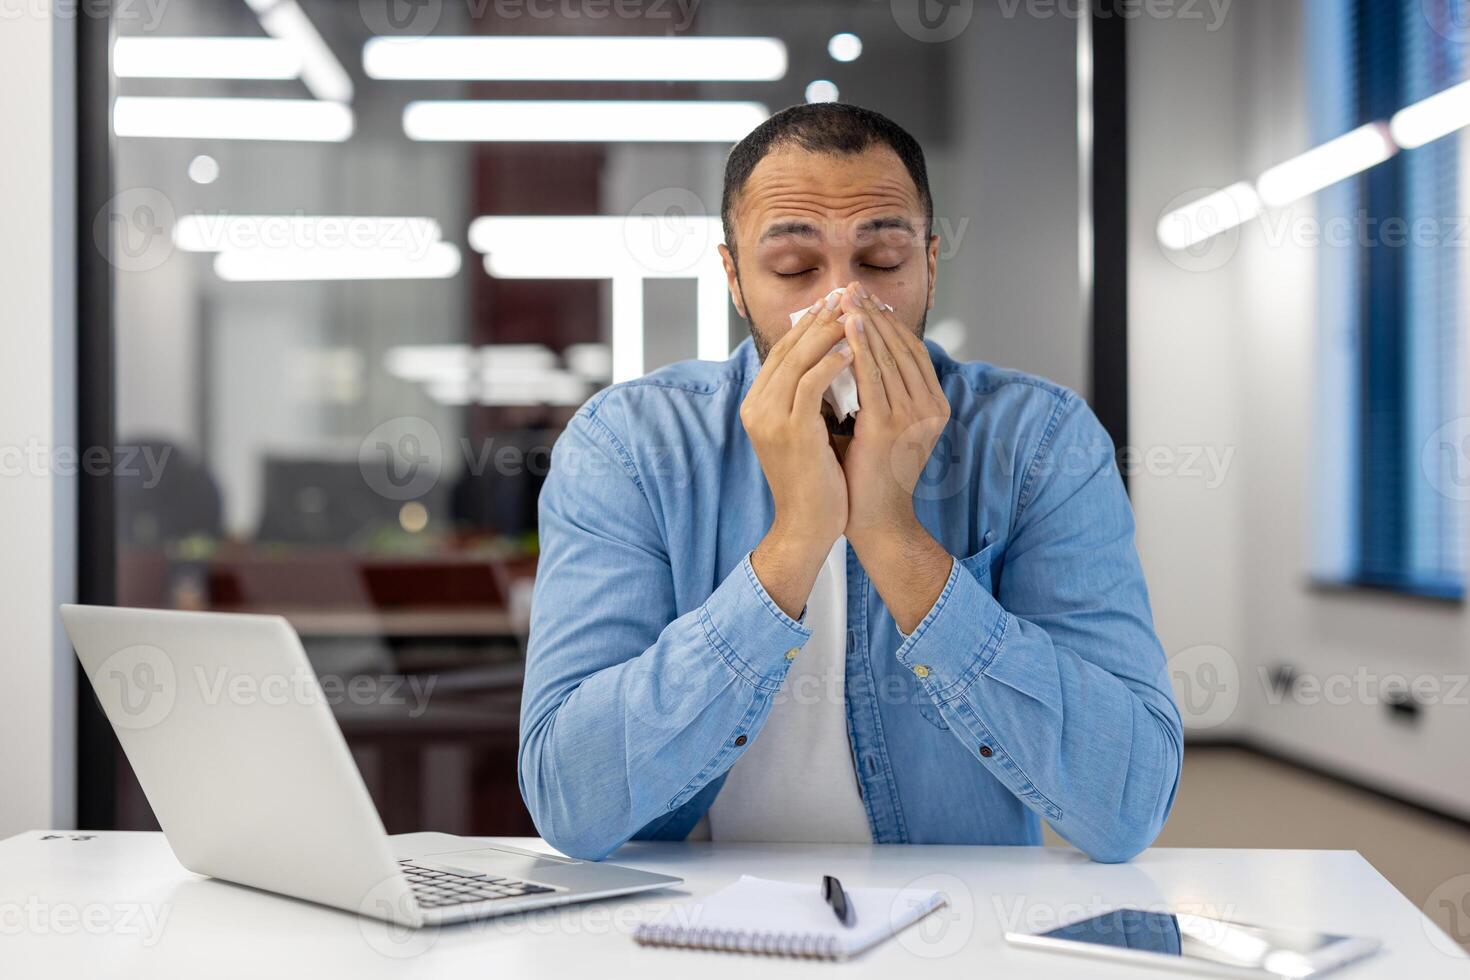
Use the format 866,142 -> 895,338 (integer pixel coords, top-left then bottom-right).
399,860 -> 558,909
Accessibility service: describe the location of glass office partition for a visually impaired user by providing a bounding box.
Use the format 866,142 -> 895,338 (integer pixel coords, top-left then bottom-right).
97,0 -> 1091,833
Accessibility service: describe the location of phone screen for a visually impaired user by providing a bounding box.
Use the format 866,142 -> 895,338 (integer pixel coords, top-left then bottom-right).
1035,908 -> 1363,976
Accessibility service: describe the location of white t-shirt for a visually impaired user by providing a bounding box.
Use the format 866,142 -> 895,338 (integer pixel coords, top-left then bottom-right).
690,537 -> 873,843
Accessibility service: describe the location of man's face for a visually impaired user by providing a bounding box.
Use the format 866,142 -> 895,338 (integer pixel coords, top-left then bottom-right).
720,144 -> 940,361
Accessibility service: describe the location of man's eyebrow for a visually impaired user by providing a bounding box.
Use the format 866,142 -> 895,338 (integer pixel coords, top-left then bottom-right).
757,220 -> 820,244
856,216 -> 917,237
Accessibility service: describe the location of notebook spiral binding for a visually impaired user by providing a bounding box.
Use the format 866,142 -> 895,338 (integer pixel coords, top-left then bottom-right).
633,923 -> 844,959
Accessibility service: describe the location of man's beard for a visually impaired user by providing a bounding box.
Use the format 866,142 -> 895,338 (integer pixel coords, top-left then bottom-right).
749,308 -> 929,437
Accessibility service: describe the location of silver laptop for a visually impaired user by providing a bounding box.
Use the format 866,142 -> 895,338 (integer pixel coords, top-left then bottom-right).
61,603 -> 680,928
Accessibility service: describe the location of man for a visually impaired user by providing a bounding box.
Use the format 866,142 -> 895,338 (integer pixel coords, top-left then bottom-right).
519,103 -> 1182,863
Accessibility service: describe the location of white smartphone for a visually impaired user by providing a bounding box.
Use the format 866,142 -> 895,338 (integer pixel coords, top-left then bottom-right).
1005,908 -> 1381,978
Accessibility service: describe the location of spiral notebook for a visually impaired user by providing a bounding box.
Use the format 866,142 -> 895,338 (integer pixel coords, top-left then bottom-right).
633,875 -> 948,960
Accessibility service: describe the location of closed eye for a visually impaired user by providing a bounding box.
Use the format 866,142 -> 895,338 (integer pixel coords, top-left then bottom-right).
774,269 -> 816,278
863,263 -> 902,272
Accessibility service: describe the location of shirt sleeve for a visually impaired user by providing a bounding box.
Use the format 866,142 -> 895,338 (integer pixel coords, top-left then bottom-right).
892,393 -> 1183,863
518,406 -> 808,860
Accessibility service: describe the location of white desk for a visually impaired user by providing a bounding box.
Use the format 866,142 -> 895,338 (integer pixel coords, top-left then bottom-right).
1,832 -> 1463,978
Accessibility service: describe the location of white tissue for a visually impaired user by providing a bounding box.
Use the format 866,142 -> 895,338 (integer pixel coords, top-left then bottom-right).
787,287 -> 889,423
790,287 -> 858,421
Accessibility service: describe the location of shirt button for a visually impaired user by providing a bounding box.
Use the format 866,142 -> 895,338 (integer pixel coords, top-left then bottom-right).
734,735 -> 748,747
785,648 -> 799,661
979,745 -> 993,758
913,665 -> 931,679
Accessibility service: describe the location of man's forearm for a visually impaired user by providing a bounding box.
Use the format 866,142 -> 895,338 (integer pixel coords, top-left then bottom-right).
751,522 -> 834,621
850,517 -> 953,634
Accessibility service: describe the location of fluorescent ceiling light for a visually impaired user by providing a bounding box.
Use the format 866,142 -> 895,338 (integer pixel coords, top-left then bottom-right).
1389,78 -> 1470,149
805,80 -> 839,104
252,0 -> 354,102
213,241 -> 461,281
174,214 -> 441,254
469,215 -> 722,279
364,35 -> 786,81
113,97 -> 354,141
403,100 -> 768,143
188,155 -> 220,185
385,344 -> 476,383
386,344 -> 562,388
112,37 -> 301,79
827,33 -> 862,62
1255,123 -> 1396,207
1156,182 -> 1262,251
469,215 -> 730,379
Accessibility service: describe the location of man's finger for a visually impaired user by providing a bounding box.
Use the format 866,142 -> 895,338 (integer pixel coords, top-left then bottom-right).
847,292 -> 907,409
792,344 -> 855,418
859,294 -> 927,402
751,296 -> 824,400
843,311 -> 890,417
767,305 -> 847,403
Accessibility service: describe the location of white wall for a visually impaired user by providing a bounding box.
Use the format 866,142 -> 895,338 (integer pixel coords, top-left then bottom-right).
0,4 -> 77,835
1131,0 -> 1470,817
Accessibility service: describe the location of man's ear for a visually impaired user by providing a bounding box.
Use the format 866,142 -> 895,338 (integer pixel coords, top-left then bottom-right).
719,243 -> 749,320
925,234 -> 940,311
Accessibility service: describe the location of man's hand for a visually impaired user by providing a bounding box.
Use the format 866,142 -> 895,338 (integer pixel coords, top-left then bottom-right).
742,295 -> 854,620
837,282 -> 955,633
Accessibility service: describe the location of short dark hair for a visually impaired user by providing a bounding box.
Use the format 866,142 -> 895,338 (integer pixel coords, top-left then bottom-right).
721,102 -> 933,256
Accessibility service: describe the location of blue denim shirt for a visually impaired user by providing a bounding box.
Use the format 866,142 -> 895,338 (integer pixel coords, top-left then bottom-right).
520,338 -> 1182,863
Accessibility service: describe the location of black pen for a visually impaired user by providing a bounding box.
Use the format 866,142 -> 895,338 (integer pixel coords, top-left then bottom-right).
822,875 -> 856,928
